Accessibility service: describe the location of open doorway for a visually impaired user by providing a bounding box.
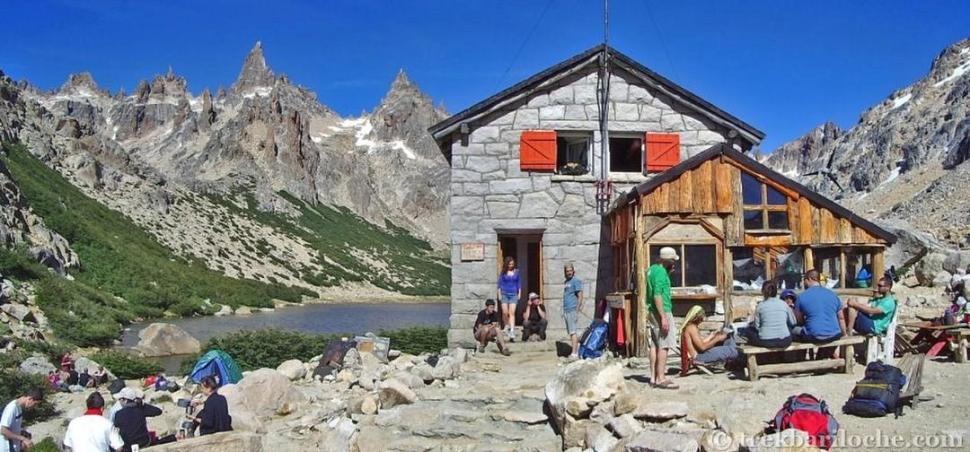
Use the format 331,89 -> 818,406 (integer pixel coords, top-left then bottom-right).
497,233 -> 543,325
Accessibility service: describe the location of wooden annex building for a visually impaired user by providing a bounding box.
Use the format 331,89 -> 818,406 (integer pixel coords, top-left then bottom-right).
607,144 -> 897,356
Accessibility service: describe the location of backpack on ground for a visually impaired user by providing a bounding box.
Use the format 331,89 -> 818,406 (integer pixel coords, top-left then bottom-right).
769,393 -> 839,450
108,378 -> 126,395
842,360 -> 906,418
579,319 -> 609,359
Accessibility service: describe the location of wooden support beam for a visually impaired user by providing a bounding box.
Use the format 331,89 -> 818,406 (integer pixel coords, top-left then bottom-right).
839,250 -> 847,289
804,247 -> 814,271
873,248 -> 885,283
634,210 -> 649,357
723,246 -> 734,321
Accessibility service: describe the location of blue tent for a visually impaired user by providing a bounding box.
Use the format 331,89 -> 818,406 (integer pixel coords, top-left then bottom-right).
189,350 -> 243,385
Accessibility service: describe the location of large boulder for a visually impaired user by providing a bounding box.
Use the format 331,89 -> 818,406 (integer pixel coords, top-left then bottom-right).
944,251 -> 970,274
0,303 -> 34,322
276,359 -> 306,381
379,378 -> 417,408
233,368 -> 306,414
134,323 -> 201,357
19,354 -> 55,375
150,431 -> 263,451
431,355 -> 460,380
544,360 -> 626,437
218,384 -> 265,433
880,220 -> 945,270
915,253 -> 948,286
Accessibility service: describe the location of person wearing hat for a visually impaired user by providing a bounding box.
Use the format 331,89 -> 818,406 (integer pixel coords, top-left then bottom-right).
521,292 -> 547,342
780,289 -> 797,309
647,246 -> 679,389
106,387 -> 138,424
114,387 -> 175,451
473,299 -> 511,356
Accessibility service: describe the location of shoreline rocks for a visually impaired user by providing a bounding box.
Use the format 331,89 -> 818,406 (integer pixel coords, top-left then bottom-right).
134,323 -> 200,357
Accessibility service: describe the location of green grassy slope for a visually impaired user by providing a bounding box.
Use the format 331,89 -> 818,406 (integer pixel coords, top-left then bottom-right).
1,142 -> 316,344
213,190 -> 450,296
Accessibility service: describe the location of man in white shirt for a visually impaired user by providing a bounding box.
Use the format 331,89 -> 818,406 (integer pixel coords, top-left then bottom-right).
1,388 -> 43,452
63,392 -> 123,452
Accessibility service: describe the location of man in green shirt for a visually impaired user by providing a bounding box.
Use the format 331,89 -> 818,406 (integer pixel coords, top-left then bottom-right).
846,276 -> 896,336
647,246 -> 679,389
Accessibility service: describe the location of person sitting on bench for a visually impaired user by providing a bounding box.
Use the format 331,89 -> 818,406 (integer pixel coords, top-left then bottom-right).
741,280 -> 795,348
846,276 -> 897,336
793,269 -> 846,346
681,305 -> 738,366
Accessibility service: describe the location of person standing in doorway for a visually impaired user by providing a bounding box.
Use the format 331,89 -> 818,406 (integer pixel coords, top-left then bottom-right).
563,263 -> 584,359
497,257 -> 522,342
648,247 -> 679,389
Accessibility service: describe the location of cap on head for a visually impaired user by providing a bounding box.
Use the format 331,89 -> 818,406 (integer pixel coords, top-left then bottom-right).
117,387 -> 138,401
485,299 -> 495,306
781,289 -> 797,300
528,292 -> 539,300
659,247 -> 679,261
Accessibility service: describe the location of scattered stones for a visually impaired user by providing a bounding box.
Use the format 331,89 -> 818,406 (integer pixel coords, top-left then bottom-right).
134,323 -> 201,357
409,362 -> 434,382
378,378 -> 417,408
431,355 -> 460,380
498,411 -> 548,425
545,360 -> 626,434
608,413 -> 643,439
151,431 -> 263,451
214,304 -> 232,316
234,306 -> 253,315
747,429 -> 816,452
586,425 -> 618,452
626,429 -> 700,452
361,396 -> 379,415
632,400 -> 689,421
276,359 -> 307,381
0,303 -> 34,322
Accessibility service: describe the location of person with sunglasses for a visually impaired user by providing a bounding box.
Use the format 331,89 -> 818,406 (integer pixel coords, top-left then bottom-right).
845,276 -> 896,337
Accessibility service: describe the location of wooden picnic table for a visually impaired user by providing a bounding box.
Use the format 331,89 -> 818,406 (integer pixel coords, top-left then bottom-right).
898,323 -> 970,362
741,335 -> 865,381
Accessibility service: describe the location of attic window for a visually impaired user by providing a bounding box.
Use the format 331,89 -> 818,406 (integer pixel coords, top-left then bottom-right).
609,136 -> 642,173
741,172 -> 789,231
556,133 -> 590,175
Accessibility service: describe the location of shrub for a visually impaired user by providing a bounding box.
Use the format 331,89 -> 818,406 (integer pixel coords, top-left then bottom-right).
0,370 -> 57,422
204,329 -> 340,371
91,351 -> 162,379
12,339 -> 73,365
379,326 -> 448,355
30,438 -> 59,452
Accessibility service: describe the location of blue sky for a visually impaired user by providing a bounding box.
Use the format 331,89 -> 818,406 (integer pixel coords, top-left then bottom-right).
1,0 -> 967,151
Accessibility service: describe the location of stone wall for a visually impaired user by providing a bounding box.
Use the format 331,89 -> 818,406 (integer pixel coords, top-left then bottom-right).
447,66 -> 732,347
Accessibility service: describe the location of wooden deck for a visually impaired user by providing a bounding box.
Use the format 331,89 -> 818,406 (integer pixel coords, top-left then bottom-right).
741,336 -> 865,381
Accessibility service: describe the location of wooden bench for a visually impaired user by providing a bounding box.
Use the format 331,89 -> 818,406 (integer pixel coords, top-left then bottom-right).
741,336 -> 865,381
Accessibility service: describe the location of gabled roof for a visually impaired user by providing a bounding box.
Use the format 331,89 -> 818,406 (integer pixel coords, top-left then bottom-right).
620,144 -> 897,244
429,44 -> 766,147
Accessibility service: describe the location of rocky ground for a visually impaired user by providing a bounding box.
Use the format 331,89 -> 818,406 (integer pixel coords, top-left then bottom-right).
19,285 -> 969,452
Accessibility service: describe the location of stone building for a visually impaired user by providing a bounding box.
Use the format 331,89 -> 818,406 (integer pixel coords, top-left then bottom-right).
429,45 -> 766,346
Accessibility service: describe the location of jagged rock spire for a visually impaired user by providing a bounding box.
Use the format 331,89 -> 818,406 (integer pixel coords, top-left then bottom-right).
58,72 -> 106,96
234,41 -> 275,91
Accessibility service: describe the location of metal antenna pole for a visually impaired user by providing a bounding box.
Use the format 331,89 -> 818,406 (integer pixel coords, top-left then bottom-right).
597,0 -> 612,215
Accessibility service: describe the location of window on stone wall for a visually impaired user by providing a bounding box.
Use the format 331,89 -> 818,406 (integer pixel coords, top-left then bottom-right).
556,133 -> 590,175
649,243 -> 717,288
609,136 -> 643,173
741,171 -> 790,231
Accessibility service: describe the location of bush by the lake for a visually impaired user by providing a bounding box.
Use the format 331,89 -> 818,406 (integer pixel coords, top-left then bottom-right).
191,326 -> 448,372
379,326 -> 448,356
91,350 -> 162,379
0,370 -> 57,422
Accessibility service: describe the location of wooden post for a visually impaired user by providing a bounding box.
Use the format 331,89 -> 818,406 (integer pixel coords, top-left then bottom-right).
804,247 -> 814,272
634,208 -> 649,357
722,245 -> 734,322
872,248 -> 885,283
839,250 -> 847,289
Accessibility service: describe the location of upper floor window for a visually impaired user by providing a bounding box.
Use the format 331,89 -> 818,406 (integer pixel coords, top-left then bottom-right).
557,133 -> 590,175
609,136 -> 642,173
741,172 -> 789,231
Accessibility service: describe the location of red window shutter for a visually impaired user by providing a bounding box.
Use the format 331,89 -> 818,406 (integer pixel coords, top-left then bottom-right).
520,130 -> 557,171
644,133 -> 681,173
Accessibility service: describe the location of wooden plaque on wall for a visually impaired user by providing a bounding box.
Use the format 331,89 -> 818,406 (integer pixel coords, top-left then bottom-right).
460,243 -> 485,261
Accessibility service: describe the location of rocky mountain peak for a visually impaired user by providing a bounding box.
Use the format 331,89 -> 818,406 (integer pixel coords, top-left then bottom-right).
763,121 -> 845,177
370,70 -> 447,159
928,37 -> 970,79
58,72 -> 106,97
234,41 -> 275,92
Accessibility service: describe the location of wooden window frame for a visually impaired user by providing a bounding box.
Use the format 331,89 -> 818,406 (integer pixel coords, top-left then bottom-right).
556,131 -> 592,175
608,132 -> 644,175
646,242 -> 720,289
743,174 -> 790,233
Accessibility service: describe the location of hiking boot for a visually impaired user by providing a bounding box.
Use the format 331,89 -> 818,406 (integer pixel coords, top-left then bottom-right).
501,349 -> 511,356
477,345 -> 485,353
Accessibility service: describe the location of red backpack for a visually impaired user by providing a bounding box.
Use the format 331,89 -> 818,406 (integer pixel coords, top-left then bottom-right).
769,393 -> 840,450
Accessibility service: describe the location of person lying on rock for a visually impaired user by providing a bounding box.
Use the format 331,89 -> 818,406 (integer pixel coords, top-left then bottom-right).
521,292 -> 548,342
114,389 -> 177,451
473,299 -> 511,356
188,376 -> 232,436
681,305 -> 739,368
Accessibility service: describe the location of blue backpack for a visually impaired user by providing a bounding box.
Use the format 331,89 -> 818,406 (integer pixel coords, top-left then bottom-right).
579,320 -> 609,359
843,361 -> 906,418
